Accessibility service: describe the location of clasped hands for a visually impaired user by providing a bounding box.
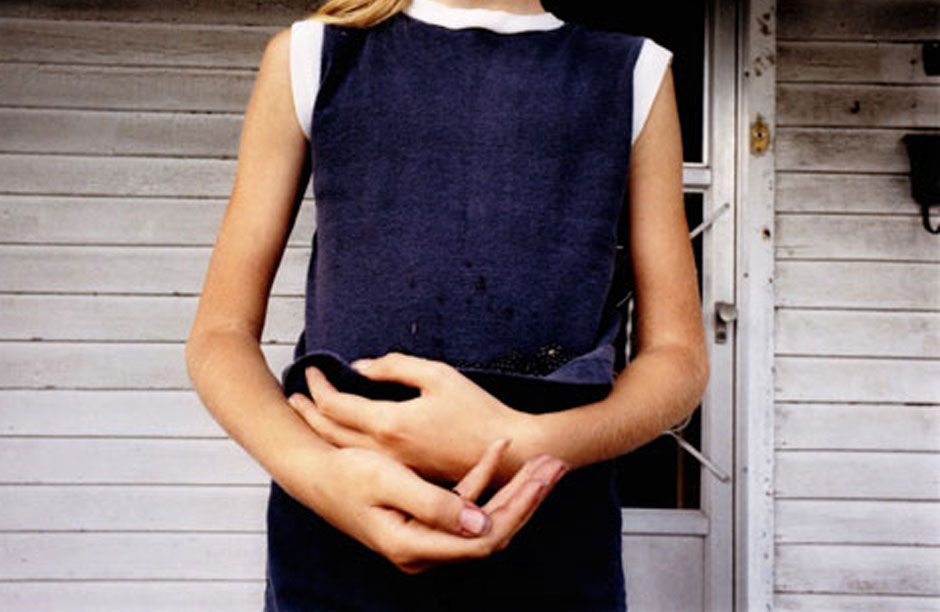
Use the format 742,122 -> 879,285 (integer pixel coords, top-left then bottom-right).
285,352 -> 567,574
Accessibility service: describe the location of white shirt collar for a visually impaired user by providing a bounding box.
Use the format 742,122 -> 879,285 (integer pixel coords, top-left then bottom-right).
403,0 -> 566,33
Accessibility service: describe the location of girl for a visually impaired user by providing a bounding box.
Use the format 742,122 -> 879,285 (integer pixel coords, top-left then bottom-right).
186,0 -> 708,610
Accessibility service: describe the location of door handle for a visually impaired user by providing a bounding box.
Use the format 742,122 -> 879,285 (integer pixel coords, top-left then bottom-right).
715,301 -> 737,344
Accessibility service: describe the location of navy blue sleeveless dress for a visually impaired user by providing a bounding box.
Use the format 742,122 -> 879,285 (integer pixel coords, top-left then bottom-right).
266,3 -> 649,610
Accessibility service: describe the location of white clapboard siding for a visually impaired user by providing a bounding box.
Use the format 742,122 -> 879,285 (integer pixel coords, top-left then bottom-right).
0,2 -> 306,25
776,128 -> 914,173
0,583 -> 264,612
0,533 -> 266,580
0,485 -> 268,531
0,390 -> 225,437
0,196 -> 316,245
0,438 -> 268,484
0,245 -> 309,294
0,109 -> 245,156
0,295 -> 305,342
775,173 -> 920,215
778,42 -> 936,85
776,593 -> 940,612
776,261 -> 939,310
776,545 -> 940,596
778,84 -> 939,128
775,499 -> 940,545
775,451 -> 940,500
775,310 -> 940,357
776,215 -> 939,261
0,19 -> 272,67
775,357 -> 940,403
0,342 -> 296,389
0,6 -> 313,604
774,1 -> 940,608
776,403 -> 940,451
778,0 -> 940,41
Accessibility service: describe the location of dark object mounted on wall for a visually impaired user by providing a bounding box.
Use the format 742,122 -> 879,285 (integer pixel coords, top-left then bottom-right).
903,134 -> 940,234
923,42 -> 940,76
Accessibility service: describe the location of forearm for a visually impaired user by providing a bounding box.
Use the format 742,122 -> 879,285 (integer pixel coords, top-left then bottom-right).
515,344 -> 709,471
185,328 -> 333,507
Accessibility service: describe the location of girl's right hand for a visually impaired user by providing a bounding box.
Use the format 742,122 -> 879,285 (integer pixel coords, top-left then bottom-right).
308,438 -> 567,574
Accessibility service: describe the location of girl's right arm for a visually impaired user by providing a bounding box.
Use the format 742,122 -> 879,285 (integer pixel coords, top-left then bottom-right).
184,26 -> 563,573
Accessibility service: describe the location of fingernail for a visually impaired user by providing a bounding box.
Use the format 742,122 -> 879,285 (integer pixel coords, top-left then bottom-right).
351,359 -> 372,372
459,507 -> 490,536
287,394 -> 302,408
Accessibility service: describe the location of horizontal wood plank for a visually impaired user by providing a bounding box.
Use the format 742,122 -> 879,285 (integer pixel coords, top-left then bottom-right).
776,128 -> 915,173
776,593 -> 940,612
775,215 -> 939,262
778,0 -> 940,41
776,544 -> 940,596
778,42 -> 936,84
0,195 -> 315,245
775,356 -> 940,403
0,108 -> 243,157
0,19 -> 271,67
0,195 -> 314,245
0,485 -> 267,531
775,261 -> 940,310
0,295 -> 305,342
775,450 -> 940,500
778,84 -> 940,129
775,310 -> 940,358
0,342 -> 295,389
0,582 -> 263,612
775,173 -> 917,214
0,390 -> 224,437
776,402 -> 940,451
776,499 -> 940,545
0,154 -> 237,197
0,63 -> 253,112
0,438 -> 268,484
0,2 -> 312,25
0,532 -> 265,580
0,245 -> 308,294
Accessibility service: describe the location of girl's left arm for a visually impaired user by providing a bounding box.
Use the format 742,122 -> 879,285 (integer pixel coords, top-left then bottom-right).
288,66 -> 709,483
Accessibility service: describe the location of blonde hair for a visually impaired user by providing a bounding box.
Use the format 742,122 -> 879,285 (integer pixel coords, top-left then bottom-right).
308,0 -> 411,28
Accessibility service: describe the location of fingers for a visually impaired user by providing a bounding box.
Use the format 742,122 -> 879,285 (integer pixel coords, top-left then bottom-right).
287,392 -> 375,450
350,351 -> 450,390
483,453 -> 566,513
374,454 -> 567,572
452,438 -> 511,501
302,366 -> 390,433
376,461 -> 493,538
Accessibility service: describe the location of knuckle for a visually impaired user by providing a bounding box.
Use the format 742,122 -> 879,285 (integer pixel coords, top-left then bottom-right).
375,414 -> 403,444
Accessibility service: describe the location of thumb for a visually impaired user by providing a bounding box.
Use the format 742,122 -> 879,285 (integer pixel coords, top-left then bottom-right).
378,463 -> 492,538
351,351 -> 448,390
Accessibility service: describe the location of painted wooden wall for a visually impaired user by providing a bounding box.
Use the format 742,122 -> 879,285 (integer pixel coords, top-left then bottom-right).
774,1 -> 940,610
0,3 -> 319,609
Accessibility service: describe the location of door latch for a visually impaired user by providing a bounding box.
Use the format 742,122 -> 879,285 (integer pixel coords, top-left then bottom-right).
715,301 -> 737,344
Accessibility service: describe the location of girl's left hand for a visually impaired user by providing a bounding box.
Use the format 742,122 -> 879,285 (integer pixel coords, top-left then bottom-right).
287,352 -> 540,484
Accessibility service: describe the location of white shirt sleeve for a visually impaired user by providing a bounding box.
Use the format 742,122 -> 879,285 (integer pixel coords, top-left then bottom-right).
290,18 -> 325,141
632,38 -> 673,145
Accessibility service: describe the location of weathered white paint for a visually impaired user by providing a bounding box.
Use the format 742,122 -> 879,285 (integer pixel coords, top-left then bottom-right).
0,7 -> 306,607
0,295 -> 305,342
774,1 -> 940,609
776,403 -> 940,450
736,0 -> 778,609
776,499 -> 940,545
0,583 -> 264,612
0,196 -> 316,245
